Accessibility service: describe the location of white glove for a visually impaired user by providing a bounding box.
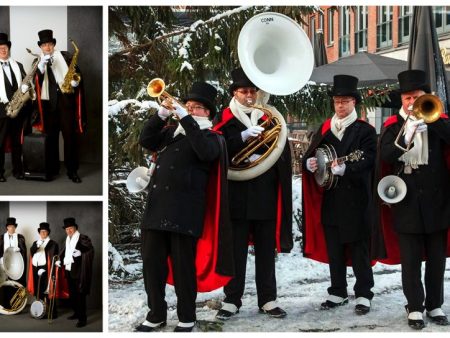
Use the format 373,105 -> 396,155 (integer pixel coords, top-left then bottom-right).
13,247 -> 21,252
38,269 -> 46,276
72,249 -> 81,257
70,80 -> 79,87
331,161 -> 346,176
157,106 -> 171,120
247,154 -> 261,162
21,84 -> 29,93
36,240 -> 43,248
55,260 -> 61,268
38,54 -> 51,73
241,126 -> 264,142
172,102 -> 188,119
405,119 -> 427,145
306,157 -> 318,173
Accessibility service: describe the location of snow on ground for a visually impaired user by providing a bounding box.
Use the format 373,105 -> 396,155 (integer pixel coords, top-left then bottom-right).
109,178 -> 450,332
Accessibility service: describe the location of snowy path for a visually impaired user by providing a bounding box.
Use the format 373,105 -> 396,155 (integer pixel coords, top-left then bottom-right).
109,243 -> 450,332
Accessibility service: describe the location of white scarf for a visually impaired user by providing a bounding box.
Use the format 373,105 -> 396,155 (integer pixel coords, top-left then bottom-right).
40,50 -> 68,100
3,232 -> 18,251
331,109 -> 358,141
399,107 -> 429,168
229,96 -> 265,129
173,116 -> 213,138
32,237 -> 50,267
0,58 -> 23,104
63,231 -> 80,271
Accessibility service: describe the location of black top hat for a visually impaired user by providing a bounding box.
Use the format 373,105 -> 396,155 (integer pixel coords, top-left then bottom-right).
5,217 -> 17,228
62,217 -> 78,229
229,67 -> 258,94
0,33 -> 11,49
37,222 -> 51,234
330,75 -> 361,104
183,82 -> 218,118
37,29 -> 56,47
397,69 -> 430,94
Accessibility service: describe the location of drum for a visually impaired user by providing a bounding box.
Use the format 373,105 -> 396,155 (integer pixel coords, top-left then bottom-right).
3,247 -> 24,281
314,144 -> 338,190
30,299 -> 47,319
0,280 -> 27,315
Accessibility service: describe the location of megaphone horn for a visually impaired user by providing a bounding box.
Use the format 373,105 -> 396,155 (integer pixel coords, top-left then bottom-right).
126,166 -> 151,193
377,175 -> 407,204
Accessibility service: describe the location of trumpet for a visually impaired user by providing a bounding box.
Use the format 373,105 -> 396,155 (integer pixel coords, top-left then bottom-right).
394,94 -> 443,152
147,78 -> 188,119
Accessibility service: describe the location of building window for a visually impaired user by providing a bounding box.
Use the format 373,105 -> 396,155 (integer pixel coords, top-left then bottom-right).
354,6 -> 368,52
398,6 -> 412,44
327,8 -> 334,45
377,6 -> 393,49
434,6 -> 450,34
339,7 -> 351,57
309,15 -> 316,44
318,12 -> 324,31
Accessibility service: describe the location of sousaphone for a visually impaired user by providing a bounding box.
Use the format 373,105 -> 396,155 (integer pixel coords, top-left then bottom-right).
0,248 -> 27,315
230,12 -> 314,181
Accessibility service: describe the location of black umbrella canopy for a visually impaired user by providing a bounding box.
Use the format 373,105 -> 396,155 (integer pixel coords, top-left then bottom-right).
309,51 -> 408,87
407,6 -> 450,114
314,30 -> 328,67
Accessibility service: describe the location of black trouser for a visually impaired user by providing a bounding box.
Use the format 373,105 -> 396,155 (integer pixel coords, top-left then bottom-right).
224,219 -> 277,309
0,116 -> 25,176
323,225 -> 374,300
397,230 -> 448,313
43,97 -> 79,175
142,229 -> 198,323
67,276 -> 87,322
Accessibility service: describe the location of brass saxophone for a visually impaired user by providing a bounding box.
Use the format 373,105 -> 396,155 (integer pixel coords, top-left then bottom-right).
6,48 -> 40,118
60,38 -> 81,94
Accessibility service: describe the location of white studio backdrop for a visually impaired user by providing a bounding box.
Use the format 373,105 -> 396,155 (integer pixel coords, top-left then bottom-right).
10,6 -> 67,72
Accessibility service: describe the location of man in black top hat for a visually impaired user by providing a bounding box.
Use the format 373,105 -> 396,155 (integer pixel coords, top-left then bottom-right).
0,217 -> 27,286
0,33 -> 31,182
33,29 -> 86,183
136,82 -> 233,332
28,222 -> 59,319
377,69 -> 450,329
58,217 -> 94,328
302,75 -> 376,315
213,68 -> 292,320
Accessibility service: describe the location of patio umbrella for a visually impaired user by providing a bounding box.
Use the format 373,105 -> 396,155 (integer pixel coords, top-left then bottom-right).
309,51 -> 408,87
314,29 -> 328,67
408,6 -> 450,114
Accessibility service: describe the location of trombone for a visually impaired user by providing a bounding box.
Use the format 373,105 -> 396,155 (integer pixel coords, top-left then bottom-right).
45,255 -> 60,323
394,94 -> 443,152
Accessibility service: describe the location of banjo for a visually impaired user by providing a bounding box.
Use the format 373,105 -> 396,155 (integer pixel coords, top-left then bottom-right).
314,144 -> 364,190
30,271 -> 47,319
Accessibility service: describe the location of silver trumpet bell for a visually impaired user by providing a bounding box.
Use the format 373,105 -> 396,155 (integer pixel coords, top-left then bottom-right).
377,175 -> 407,204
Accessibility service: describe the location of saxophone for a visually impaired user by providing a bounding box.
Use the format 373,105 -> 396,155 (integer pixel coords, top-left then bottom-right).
60,38 -> 81,94
6,48 -> 40,118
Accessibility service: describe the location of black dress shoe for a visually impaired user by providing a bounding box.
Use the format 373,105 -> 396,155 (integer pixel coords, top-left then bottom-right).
0,174 -> 6,182
68,172 -> 82,183
408,318 -> 425,330
216,308 -> 239,321
135,322 -> 166,332
355,304 -> 371,315
427,313 -> 449,326
76,320 -> 87,328
259,307 -> 287,318
67,314 -> 78,320
321,298 -> 349,310
14,173 -> 25,180
173,323 -> 195,332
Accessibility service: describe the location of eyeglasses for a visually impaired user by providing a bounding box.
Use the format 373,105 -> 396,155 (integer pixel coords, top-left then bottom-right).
186,104 -> 206,112
236,88 -> 258,95
333,98 -> 354,105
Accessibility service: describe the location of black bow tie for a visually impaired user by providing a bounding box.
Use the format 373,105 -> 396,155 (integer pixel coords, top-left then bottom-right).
1,61 -> 8,67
